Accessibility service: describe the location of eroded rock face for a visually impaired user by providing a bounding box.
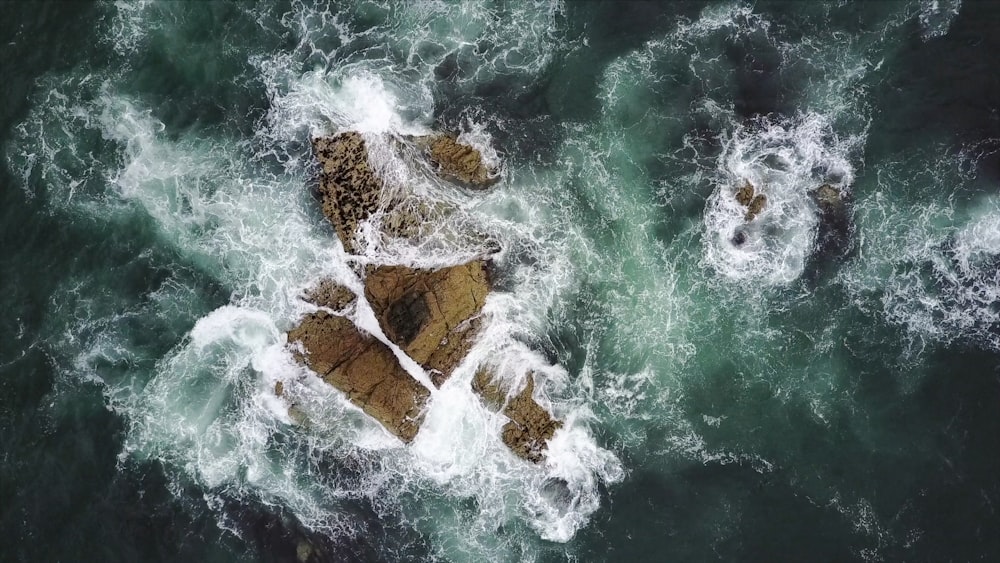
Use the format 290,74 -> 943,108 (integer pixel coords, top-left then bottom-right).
312,133 -> 386,254
365,261 -> 490,387
473,369 -> 562,463
287,305 -> 430,442
302,279 -> 356,311
313,132 -> 450,253
416,134 -> 499,188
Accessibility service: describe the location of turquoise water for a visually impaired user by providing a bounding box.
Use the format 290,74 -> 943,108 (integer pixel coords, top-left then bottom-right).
2,1 -> 999,561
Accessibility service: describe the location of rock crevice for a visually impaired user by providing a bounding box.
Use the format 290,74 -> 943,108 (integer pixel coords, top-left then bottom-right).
287,130 -> 559,462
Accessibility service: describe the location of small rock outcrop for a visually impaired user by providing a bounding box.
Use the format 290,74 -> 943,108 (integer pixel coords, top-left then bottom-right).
288,304 -> 430,442
735,180 -> 754,206
415,134 -> 499,188
313,132 -> 495,253
365,261 -> 490,387
303,279 -> 356,311
814,183 -> 843,210
473,370 -> 562,463
735,180 -> 767,221
810,183 -> 853,261
288,129 -> 560,462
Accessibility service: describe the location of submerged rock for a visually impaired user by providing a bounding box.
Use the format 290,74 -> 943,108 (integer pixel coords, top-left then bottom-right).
731,229 -> 748,247
473,369 -> 562,463
415,134 -> 499,188
287,299 -> 430,442
810,183 -> 853,263
365,261 -> 490,387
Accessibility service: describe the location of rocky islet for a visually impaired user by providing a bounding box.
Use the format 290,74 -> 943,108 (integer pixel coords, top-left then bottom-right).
286,131 -> 560,461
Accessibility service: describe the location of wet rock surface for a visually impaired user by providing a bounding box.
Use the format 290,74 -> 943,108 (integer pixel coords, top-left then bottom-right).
735,180 -> 755,206
365,261 -> 490,387
473,369 -> 562,463
746,193 -> 767,221
313,133 -> 437,253
815,183 -> 842,209
416,134 -> 499,188
312,133 -> 386,254
811,183 -> 853,262
302,279 -> 356,311
287,304 -> 430,442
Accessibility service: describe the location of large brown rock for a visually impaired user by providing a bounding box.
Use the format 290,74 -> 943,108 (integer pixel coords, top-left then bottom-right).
735,180 -> 755,207
473,369 -> 562,463
416,134 -> 499,188
365,261 -> 490,387
287,305 -> 430,442
745,193 -> 767,221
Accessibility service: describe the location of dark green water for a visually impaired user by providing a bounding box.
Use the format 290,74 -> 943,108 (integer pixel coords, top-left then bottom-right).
2,1 -> 999,561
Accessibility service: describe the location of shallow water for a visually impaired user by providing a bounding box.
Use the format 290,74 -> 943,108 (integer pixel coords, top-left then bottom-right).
2,1 -> 999,561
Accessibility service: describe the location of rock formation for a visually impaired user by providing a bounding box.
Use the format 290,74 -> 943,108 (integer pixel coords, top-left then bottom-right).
302,278 -> 356,311
312,133 -> 388,254
288,303 -> 430,442
814,183 -> 843,210
312,132 -> 498,254
286,129 -> 560,461
735,179 -> 767,221
415,134 -> 499,188
364,261 -> 490,387
473,370 -> 562,463
735,180 -> 755,207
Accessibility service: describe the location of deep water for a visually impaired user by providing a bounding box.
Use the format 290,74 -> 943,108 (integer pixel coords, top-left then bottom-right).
2,1 -> 1000,562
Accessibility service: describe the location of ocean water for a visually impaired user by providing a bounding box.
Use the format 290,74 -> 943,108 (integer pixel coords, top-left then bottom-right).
2,1 -> 999,561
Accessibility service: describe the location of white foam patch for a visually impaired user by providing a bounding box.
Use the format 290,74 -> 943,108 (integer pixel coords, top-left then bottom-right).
864,196 -> 1000,352
919,0 -> 962,40
103,0 -> 158,55
702,111 -> 858,285
264,69 -> 432,141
